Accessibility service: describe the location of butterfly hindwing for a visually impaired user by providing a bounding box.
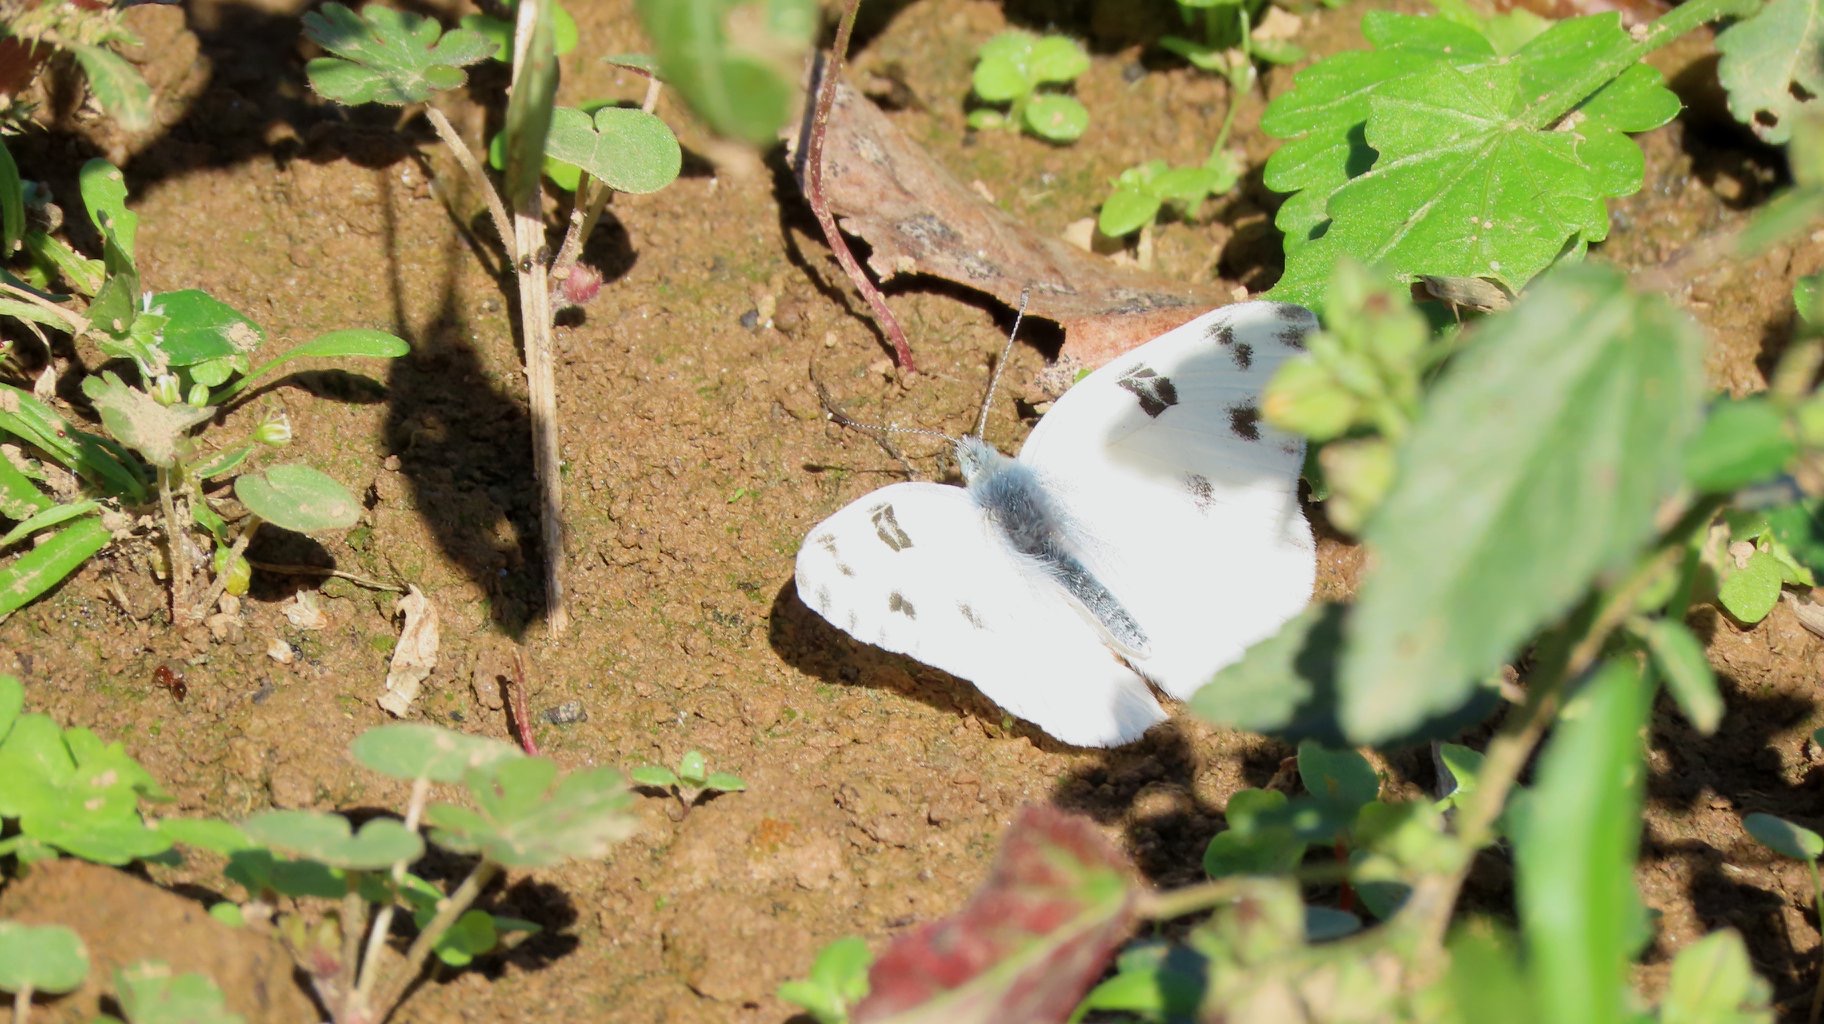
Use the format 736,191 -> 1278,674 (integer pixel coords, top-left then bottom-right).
1018,301 -> 1319,699
794,482 -> 1168,746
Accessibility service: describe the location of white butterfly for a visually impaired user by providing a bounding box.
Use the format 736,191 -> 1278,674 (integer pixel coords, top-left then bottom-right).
795,302 -> 1319,747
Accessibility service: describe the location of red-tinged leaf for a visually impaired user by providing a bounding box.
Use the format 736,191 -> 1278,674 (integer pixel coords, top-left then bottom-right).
854,805 -> 1138,1024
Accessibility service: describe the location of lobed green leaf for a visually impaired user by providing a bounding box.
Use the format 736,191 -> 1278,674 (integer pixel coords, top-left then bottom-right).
302,2 -> 495,106
1716,0 -> 1824,145
239,809 -> 423,870
351,723 -> 522,783
544,106 -> 682,195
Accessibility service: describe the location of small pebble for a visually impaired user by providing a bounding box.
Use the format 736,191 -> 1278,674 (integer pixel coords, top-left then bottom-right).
541,700 -> 588,725
1122,62 -> 1147,84
739,308 -> 761,331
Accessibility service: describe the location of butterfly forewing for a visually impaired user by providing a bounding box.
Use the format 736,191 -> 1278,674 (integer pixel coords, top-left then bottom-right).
1017,301 -> 1318,699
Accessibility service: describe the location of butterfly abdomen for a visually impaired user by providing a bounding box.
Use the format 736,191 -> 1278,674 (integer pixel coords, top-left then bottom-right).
965,443 -> 1151,659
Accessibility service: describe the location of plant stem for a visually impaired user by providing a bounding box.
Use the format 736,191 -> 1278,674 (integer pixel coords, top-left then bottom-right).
1809,861 -> 1824,1024
508,648 -> 540,755
1138,860 -> 1354,921
1398,495 -> 1728,956
337,879 -> 371,1024
188,517 -> 258,622
804,0 -> 916,371
0,281 -> 85,334
13,985 -> 29,1024
421,105 -> 515,252
354,777 -> 432,1011
156,466 -> 191,621
369,860 -> 502,1024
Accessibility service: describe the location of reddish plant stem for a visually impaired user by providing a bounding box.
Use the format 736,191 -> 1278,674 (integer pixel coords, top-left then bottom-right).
805,0 -> 915,372
509,648 -> 540,755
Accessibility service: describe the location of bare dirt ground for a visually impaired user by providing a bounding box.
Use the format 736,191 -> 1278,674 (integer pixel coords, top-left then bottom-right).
4,0 -> 1824,1020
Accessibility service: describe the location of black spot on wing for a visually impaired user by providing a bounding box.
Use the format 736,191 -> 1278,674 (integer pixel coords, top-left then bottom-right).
1232,342 -> 1253,369
1274,303 -> 1318,327
1185,473 -> 1215,513
869,503 -> 913,551
816,586 -> 833,613
888,592 -> 917,619
1277,325 -> 1309,350
838,563 -> 855,577
1210,321 -> 1236,347
1229,403 -> 1261,441
958,603 -> 985,628
816,533 -> 838,555
1116,365 -> 1179,418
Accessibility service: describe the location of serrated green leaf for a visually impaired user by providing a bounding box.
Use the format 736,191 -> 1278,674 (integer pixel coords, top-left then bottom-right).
114,962 -> 246,1024
1660,929 -> 1773,1024
1743,811 -> 1824,861
1262,13 -> 1493,254
544,106 -> 682,195
351,723 -> 522,783
1642,618 -> 1722,734
427,759 -> 635,868
1716,0 -> 1824,144
1513,658 -> 1649,1024
302,2 -> 496,106
234,464 -> 360,533
0,515 -> 111,619
1264,12 -> 1684,308
0,921 -> 88,994
1684,396 -> 1795,492
240,810 -> 423,869
68,44 -> 154,133
1719,550 -> 1784,624
1341,267 -> 1703,743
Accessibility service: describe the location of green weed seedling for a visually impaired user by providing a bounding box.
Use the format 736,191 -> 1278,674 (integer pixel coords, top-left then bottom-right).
0,0 -> 155,132
1162,0 -> 1310,79
630,749 -> 746,818
1097,152 -> 1242,245
0,674 -> 174,866
965,31 -> 1091,143
0,155 -> 407,624
776,934 -> 870,1024
0,921 -> 88,1024
169,722 -> 634,1024
302,0 -> 681,633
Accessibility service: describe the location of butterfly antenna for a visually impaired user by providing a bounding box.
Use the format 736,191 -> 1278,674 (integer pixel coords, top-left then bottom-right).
972,288 -> 1029,440
811,374 -> 952,478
